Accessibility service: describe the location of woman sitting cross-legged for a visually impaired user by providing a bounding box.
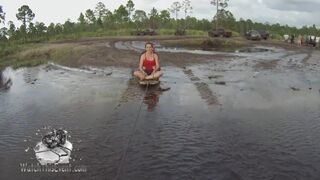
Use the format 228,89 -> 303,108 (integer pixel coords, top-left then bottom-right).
133,42 -> 163,81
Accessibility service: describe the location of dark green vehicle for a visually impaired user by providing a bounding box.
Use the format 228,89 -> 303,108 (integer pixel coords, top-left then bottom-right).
246,30 -> 261,41
208,28 -> 232,38
174,28 -> 186,36
132,28 -> 157,36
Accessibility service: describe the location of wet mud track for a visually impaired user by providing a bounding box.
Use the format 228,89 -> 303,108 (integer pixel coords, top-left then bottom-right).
1,40 -> 320,180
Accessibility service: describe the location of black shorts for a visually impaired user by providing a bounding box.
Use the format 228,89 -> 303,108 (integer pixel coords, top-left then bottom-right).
145,69 -> 153,75
144,68 -> 160,75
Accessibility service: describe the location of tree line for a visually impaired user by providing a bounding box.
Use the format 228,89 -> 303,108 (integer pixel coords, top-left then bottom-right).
0,0 -> 319,43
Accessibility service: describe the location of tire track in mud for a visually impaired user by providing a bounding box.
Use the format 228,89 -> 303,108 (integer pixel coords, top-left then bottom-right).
301,52 -> 312,64
182,68 -> 219,105
279,49 -> 313,69
253,59 -> 279,70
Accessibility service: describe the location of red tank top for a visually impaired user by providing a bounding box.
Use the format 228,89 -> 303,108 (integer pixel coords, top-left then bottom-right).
143,54 -> 156,70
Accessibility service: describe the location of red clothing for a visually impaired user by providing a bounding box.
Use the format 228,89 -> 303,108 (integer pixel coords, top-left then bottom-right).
143,54 -> 156,71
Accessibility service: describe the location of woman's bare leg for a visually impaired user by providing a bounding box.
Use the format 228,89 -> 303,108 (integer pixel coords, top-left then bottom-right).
153,71 -> 163,79
145,71 -> 163,80
133,71 -> 145,80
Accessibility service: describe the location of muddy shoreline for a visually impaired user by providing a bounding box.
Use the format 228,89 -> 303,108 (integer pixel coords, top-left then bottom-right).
47,36 -> 235,69
2,36 -> 317,71
54,36 -> 318,68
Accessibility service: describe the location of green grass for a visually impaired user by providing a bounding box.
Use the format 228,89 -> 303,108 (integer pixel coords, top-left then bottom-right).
0,42 -> 43,69
157,29 -> 176,35
222,37 -> 246,46
0,43 -> 78,69
160,36 -> 247,49
270,33 -> 283,40
186,30 -> 208,36
156,29 -> 207,36
48,29 -> 137,41
47,28 -> 208,41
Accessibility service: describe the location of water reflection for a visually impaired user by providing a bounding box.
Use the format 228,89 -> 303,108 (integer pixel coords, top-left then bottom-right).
118,77 -> 167,111
142,85 -> 171,111
143,91 -> 160,112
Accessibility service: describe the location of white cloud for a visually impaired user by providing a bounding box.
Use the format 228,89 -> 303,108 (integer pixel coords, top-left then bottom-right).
261,0 -> 320,12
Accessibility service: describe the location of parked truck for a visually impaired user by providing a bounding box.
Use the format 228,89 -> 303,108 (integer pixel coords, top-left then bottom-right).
208,28 -> 232,38
131,28 -> 157,36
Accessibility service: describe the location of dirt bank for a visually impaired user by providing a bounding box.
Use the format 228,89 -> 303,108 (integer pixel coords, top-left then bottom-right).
6,36 -> 234,69
2,36 -> 317,70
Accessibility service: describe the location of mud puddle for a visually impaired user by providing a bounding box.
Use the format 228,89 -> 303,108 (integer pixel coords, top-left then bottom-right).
114,41 -> 230,55
1,56 -> 320,180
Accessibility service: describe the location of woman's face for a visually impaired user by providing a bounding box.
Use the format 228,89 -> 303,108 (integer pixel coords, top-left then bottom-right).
145,44 -> 153,52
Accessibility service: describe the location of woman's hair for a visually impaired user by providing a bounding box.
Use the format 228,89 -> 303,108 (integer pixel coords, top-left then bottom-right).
145,42 -> 154,48
144,41 -> 156,53
139,42 -> 158,61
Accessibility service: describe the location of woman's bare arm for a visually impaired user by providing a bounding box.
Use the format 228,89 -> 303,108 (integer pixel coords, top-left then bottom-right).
139,54 -> 146,75
153,53 -> 160,73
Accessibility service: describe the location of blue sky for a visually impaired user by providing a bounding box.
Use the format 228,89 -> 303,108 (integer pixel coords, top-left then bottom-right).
1,0 -> 320,28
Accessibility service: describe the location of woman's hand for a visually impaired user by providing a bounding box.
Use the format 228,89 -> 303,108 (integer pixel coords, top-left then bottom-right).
151,66 -> 156,75
140,67 -> 147,76
143,71 -> 147,76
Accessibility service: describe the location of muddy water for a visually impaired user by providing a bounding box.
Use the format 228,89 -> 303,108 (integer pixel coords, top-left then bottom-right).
115,41 -> 227,55
1,45 -> 320,180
